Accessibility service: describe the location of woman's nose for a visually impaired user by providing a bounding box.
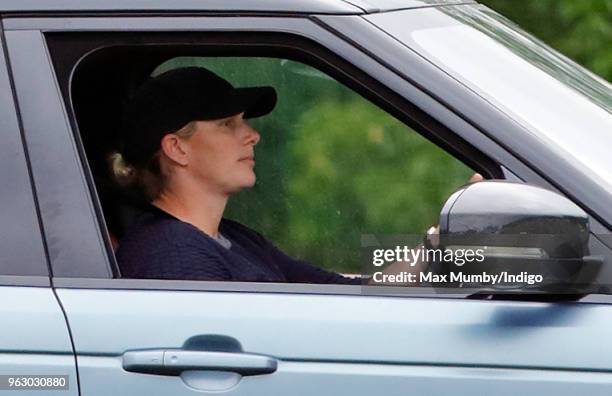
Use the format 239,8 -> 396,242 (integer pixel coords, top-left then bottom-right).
245,124 -> 260,146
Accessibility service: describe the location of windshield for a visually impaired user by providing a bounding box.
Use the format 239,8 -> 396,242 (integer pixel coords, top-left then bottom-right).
366,4 -> 612,193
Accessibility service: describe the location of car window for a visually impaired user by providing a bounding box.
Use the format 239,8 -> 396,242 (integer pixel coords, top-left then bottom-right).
367,5 -> 612,194
152,57 -> 474,274
72,55 -> 471,278
0,33 -> 48,278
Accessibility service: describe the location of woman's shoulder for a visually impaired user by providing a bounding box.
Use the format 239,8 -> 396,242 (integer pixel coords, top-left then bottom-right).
116,208 -> 228,279
117,208 -> 213,259
219,218 -> 269,247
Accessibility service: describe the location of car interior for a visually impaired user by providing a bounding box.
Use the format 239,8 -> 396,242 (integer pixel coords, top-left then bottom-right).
57,35 -> 500,279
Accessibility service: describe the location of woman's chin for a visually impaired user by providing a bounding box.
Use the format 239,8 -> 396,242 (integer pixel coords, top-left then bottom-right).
228,175 -> 256,192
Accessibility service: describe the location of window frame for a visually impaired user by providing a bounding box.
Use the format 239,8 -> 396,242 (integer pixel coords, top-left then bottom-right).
0,18 -> 50,285
13,14 -> 520,294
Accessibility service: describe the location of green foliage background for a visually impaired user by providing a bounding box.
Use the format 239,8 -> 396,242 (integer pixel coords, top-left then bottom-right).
158,1 -> 610,273
480,0 -> 612,81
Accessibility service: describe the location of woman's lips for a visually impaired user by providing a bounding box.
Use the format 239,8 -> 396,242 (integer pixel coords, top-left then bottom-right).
239,156 -> 255,165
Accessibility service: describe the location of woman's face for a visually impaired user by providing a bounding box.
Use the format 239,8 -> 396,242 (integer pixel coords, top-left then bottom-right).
182,113 -> 261,194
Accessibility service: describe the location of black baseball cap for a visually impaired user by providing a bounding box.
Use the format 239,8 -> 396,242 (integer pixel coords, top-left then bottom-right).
121,67 -> 277,166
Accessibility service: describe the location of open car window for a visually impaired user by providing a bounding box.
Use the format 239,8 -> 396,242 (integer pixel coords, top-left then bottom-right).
74,55 -> 475,278
151,57 -> 475,275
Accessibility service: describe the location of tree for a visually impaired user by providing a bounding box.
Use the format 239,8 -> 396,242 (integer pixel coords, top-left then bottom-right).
480,0 -> 612,80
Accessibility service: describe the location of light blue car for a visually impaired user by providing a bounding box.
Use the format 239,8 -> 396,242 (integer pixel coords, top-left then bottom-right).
1,0 -> 611,395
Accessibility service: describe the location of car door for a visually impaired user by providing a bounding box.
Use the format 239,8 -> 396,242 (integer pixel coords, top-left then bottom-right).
4,6 -> 612,396
0,19 -> 78,395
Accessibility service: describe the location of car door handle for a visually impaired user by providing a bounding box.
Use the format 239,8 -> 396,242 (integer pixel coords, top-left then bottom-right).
123,349 -> 277,376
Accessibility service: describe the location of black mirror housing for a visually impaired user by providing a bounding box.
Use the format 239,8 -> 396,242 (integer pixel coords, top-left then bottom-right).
430,181 -> 601,294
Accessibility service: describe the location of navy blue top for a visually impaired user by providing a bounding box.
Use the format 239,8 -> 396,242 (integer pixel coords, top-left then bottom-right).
116,205 -> 361,284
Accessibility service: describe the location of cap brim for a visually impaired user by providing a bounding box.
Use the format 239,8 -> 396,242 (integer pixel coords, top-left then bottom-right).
217,86 -> 277,120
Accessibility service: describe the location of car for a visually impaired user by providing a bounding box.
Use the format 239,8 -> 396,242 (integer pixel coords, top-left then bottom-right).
1,0 -> 611,395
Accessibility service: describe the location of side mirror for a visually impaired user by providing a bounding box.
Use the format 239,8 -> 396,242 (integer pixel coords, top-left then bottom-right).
428,181 -> 602,294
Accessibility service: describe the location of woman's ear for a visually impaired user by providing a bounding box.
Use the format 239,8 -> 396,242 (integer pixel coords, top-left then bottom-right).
160,133 -> 189,166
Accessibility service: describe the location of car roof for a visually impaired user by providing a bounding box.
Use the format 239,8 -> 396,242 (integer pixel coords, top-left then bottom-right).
0,0 -> 474,15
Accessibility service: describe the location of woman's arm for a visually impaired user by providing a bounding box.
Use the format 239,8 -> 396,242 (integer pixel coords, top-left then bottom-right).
266,243 -> 362,285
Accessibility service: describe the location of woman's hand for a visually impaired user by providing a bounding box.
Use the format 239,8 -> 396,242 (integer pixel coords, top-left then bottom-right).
429,172 -> 483,230
468,172 -> 484,183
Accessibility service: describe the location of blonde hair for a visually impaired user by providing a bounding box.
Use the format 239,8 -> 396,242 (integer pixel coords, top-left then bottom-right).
109,121 -> 198,200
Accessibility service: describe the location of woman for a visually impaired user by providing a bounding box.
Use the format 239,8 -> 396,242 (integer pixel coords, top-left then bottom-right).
112,66 -> 362,283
